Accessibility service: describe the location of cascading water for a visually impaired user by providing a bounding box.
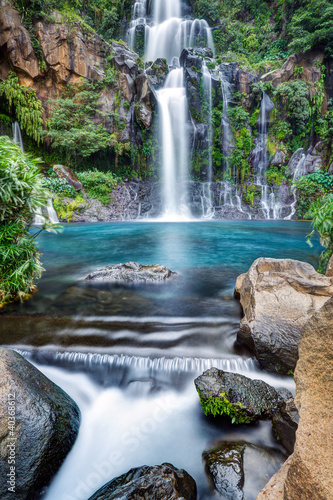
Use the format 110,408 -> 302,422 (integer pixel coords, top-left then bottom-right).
201,61 -> 214,217
284,149 -> 306,220
12,120 -> 24,151
219,68 -> 232,176
130,0 -> 215,219
156,68 -> 189,219
128,0 -> 214,64
255,92 -> 279,219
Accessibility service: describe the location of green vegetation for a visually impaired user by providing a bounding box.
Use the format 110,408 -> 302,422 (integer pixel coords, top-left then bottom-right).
199,393 -> 252,424
44,80 -> 111,165
76,170 -> 118,205
0,72 -> 43,143
45,176 -> 77,198
0,136 -> 49,306
53,195 -> 85,222
308,194 -> 333,272
295,171 -> 333,219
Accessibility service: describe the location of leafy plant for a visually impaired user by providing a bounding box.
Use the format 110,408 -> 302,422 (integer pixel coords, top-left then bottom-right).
0,72 -> 43,143
308,194 -> 333,273
45,177 -> 77,197
0,136 -> 49,306
199,393 -> 252,424
76,169 -> 118,205
53,194 -> 84,222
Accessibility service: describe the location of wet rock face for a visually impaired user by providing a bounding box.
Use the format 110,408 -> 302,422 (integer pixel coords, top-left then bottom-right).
236,258 -> 333,373
204,443 -> 245,500
86,261 -> 175,282
272,397 -> 299,455
0,347 -> 80,500
88,463 -> 197,500
204,442 -> 285,500
195,367 -> 284,422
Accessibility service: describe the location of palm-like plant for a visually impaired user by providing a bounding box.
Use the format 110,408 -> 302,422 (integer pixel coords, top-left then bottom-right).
0,136 -> 49,306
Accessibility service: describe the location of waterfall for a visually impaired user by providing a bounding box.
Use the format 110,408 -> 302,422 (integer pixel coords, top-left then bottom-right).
284,151 -> 306,220
255,92 -> 279,219
46,198 -> 60,224
128,0 -> 215,219
12,120 -> 24,151
156,68 -> 189,219
219,68 -> 232,175
33,207 -> 45,225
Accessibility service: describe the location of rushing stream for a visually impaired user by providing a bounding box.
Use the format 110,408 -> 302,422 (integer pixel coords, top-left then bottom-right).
1,221 -> 322,499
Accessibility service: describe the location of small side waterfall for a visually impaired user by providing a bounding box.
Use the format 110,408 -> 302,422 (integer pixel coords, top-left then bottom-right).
284,150 -> 306,220
255,92 -> 278,219
220,68 -> 232,176
156,68 -> 189,219
46,198 -> 60,224
201,61 -> 214,217
12,120 -> 24,151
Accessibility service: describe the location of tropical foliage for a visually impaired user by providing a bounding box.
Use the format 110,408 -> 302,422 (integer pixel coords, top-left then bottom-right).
0,72 -> 43,143
0,136 -> 49,306
308,194 -> 333,273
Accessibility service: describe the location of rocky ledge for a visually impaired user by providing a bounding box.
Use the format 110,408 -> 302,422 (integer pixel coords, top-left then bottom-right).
85,261 -> 175,282
235,257 -> 333,374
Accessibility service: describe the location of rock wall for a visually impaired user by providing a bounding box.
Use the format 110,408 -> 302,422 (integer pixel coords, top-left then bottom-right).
257,296 -> 333,499
0,5 -> 154,139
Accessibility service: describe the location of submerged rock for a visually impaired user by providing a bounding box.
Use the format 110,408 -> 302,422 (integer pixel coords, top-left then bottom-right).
85,261 -> 175,282
235,258 -> 333,373
204,442 -> 285,500
272,397 -> 299,455
0,347 -> 80,500
195,367 -> 283,423
88,463 -> 197,500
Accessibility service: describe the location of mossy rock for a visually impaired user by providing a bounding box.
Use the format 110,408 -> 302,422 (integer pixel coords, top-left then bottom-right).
195,367 -> 286,423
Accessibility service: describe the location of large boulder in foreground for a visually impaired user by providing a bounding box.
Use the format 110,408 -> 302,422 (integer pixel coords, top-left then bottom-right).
257,296 -> 333,499
0,348 -> 80,499
85,261 -> 175,282
204,442 -> 285,500
236,258 -> 333,373
88,463 -> 197,500
195,367 -> 285,423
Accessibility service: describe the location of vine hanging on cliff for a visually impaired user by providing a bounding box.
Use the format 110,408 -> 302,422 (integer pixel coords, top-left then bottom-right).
0,72 -> 43,143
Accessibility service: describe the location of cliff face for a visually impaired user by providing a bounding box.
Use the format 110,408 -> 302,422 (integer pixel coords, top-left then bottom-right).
0,4 -> 153,138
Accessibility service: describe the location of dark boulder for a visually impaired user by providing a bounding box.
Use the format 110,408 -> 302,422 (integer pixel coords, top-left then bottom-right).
204,442 -> 285,500
195,367 -> 283,423
272,397 -> 299,455
87,463 -> 197,500
203,442 -> 245,499
0,347 -> 80,500
85,261 -> 175,282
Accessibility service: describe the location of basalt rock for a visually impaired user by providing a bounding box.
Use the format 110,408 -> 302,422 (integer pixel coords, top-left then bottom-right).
195,367 -> 284,422
86,261 -> 175,282
204,442 -> 285,500
0,347 -> 80,500
88,463 -> 197,500
236,258 -> 333,373
272,397 -> 299,455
